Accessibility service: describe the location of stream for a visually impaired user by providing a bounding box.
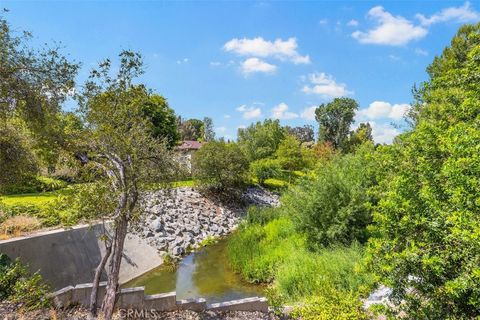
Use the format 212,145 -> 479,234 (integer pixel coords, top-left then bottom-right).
123,238 -> 263,303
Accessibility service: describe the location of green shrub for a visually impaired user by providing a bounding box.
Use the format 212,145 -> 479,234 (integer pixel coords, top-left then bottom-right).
368,24 -> 480,318
246,206 -> 280,225
291,289 -> 369,320
0,254 -> 51,311
192,141 -> 249,191
3,176 -> 67,195
250,158 -> 282,185
283,143 -> 378,248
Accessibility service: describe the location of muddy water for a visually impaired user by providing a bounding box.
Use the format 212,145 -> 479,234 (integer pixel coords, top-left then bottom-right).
124,238 -> 263,303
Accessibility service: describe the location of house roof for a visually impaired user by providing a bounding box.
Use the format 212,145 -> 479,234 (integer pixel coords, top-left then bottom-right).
176,140 -> 203,150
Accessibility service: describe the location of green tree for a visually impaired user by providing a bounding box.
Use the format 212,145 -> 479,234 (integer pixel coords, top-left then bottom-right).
346,122 -> 373,153
192,141 -> 248,191
275,135 -> 306,171
250,158 -> 282,185
315,98 -> 358,151
237,119 -> 286,162
286,143 -> 377,248
0,17 -> 78,185
179,118 -> 204,141
203,117 -> 215,141
368,23 -> 480,318
78,51 -> 177,319
285,125 -> 315,143
141,94 -> 179,148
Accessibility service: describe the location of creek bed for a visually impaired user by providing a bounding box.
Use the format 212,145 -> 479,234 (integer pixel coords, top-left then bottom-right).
123,238 -> 263,303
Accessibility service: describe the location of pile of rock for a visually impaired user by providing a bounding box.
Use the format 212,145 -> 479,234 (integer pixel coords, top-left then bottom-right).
131,187 -> 279,258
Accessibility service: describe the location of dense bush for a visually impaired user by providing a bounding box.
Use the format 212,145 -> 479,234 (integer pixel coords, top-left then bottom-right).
284,143 -> 378,248
237,119 -> 286,162
3,176 -> 67,195
249,158 -> 282,185
368,23 -> 480,318
0,254 -> 51,310
192,141 -> 249,191
228,216 -> 373,317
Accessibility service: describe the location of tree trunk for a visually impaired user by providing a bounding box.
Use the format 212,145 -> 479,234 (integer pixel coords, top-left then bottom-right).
89,238 -> 111,317
101,214 -> 129,320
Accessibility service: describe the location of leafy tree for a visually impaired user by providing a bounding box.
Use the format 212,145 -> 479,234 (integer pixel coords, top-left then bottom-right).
275,135 -> 306,171
141,94 -> 179,148
285,125 -> 315,143
346,122 -> 373,153
78,51 -> 177,319
179,118 -> 204,141
250,158 -> 282,185
368,23 -> 480,318
315,98 -> 358,151
192,141 -> 248,191
286,143 -> 377,248
0,17 -> 78,184
237,119 -> 286,162
0,124 -> 38,192
203,117 -> 215,141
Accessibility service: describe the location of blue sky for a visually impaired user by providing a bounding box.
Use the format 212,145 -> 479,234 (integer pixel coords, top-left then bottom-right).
2,1 -> 479,143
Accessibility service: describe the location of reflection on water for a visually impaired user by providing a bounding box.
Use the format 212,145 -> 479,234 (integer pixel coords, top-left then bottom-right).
124,238 -> 263,303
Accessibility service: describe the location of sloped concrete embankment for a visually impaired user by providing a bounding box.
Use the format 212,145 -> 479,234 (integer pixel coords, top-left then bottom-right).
0,223 -> 162,290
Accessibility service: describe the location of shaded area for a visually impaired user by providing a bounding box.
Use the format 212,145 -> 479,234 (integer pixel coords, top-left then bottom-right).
124,238 -> 263,303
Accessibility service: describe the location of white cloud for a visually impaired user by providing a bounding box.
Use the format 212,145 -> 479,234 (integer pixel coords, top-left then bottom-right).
224,114 -> 231,119
352,6 -> 427,46
215,126 -> 227,133
236,104 -> 262,119
271,103 -> 299,120
241,58 -> 277,75
301,106 -> 317,121
347,19 -> 359,27
357,101 -> 411,121
223,37 -> 310,64
302,72 -> 352,98
414,48 -> 428,56
210,61 -> 222,67
416,2 -> 479,26
319,19 -> 328,25
177,58 -> 189,64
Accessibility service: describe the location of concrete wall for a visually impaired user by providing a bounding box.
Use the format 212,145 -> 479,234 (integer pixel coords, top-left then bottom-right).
52,283 -> 268,313
0,223 -> 162,290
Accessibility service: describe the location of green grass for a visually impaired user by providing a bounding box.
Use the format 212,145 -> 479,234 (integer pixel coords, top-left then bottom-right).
1,192 -> 60,207
227,213 -> 375,318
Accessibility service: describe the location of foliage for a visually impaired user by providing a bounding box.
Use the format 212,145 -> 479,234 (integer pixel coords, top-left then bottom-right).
202,117 -> 215,142
245,205 -> 280,226
0,254 -> 51,310
140,94 -> 179,148
285,143 -> 378,248
237,119 -> 286,162
346,122 -> 373,153
285,125 -> 315,143
250,158 -> 282,185
0,125 -> 38,191
315,98 -> 358,151
228,215 -> 374,314
179,118 -> 204,141
275,134 -> 313,171
192,140 -> 248,191
2,176 -> 67,195
1,215 -> 40,237
291,289 -> 369,320
367,23 -> 480,318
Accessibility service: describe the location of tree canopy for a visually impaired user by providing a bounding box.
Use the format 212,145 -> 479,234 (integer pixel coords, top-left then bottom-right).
315,98 -> 358,152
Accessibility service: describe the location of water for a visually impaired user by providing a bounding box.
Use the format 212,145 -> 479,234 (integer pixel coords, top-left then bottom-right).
123,238 -> 263,303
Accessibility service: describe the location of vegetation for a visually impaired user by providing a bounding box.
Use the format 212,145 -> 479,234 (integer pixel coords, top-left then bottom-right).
192,140 -> 248,192
0,254 -> 51,311
367,23 -> 480,318
237,119 -> 286,162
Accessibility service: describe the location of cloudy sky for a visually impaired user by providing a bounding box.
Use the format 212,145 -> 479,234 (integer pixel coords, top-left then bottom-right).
3,1 -> 479,143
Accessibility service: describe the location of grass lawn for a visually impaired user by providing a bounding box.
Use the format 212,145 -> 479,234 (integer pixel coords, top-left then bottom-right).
1,191 -> 60,207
